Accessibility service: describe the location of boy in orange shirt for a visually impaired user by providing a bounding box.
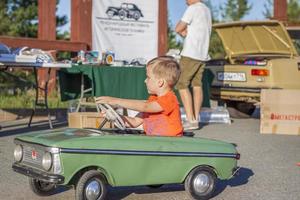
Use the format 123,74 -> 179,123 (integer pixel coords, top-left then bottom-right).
95,56 -> 183,136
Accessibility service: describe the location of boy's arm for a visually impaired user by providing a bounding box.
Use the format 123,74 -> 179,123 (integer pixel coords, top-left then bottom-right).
175,21 -> 187,37
95,96 -> 163,113
122,116 -> 143,128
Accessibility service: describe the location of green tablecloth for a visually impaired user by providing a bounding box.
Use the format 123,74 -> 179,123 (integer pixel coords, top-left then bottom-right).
59,64 -> 213,107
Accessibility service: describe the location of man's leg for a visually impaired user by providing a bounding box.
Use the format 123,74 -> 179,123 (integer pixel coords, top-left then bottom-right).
191,62 -> 205,121
179,88 -> 195,122
193,86 -> 203,121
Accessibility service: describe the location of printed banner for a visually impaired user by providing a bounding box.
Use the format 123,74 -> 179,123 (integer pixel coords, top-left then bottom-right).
92,0 -> 159,63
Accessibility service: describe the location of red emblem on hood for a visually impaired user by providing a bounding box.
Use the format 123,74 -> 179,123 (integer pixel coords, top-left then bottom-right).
31,150 -> 37,160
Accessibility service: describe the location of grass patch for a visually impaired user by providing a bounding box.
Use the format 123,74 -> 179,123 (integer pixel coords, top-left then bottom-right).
0,89 -> 69,109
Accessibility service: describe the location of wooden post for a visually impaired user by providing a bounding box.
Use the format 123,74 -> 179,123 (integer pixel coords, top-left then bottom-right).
158,0 -> 168,56
71,0 -> 92,49
38,0 -> 57,95
274,0 -> 288,22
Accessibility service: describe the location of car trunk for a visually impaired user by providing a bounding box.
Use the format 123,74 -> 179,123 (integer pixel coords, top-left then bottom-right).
207,20 -> 300,97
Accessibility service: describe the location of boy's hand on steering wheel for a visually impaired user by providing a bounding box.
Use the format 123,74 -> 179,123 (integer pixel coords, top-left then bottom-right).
95,96 -> 116,105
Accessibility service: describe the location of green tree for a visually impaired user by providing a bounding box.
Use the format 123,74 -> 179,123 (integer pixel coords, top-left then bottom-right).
220,0 -> 252,21
263,0 -> 300,53
203,0 -> 219,23
0,0 -> 68,39
263,0 -> 273,19
167,19 -> 182,50
287,0 -> 300,23
203,0 -> 226,58
263,0 -> 300,22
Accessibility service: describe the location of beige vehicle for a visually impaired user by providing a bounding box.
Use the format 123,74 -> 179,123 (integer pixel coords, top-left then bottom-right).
206,20 -> 300,116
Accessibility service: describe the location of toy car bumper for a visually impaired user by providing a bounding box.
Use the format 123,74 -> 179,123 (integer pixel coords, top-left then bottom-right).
12,163 -> 64,184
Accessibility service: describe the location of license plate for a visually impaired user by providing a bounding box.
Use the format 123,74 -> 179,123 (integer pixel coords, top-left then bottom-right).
217,72 -> 246,82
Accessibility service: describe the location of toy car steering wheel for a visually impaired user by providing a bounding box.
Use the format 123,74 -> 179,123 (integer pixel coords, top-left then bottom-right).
97,104 -> 126,130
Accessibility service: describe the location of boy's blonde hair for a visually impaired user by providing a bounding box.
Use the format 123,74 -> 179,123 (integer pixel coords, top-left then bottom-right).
147,56 -> 181,87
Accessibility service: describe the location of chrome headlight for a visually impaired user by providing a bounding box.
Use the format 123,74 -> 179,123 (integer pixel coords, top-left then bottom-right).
52,153 -> 62,174
42,152 -> 52,171
14,145 -> 23,162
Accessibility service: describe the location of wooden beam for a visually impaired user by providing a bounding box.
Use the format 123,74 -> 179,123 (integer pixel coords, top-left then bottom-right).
158,0 -> 168,56
274,0 -> 288,22
38,0 -> 56,40
0,36 -> 88,52
71,0 -> 92,49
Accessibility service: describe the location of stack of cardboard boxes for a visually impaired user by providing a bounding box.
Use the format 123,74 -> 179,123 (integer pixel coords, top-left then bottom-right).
260,89 -> 300,135
68,112 -> 113,129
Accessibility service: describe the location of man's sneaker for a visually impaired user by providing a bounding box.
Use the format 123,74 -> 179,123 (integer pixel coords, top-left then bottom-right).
183,120 -> 199,131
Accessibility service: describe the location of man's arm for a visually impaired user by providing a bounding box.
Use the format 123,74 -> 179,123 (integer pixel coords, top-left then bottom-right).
95,96 -> 163,113
175,21 -> 188,37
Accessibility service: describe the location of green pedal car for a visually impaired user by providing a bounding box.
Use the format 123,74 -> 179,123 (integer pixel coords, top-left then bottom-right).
12,104 -> 240,200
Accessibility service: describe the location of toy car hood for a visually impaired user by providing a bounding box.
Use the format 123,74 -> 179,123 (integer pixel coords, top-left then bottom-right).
15,128 -> 237,154
213,20 -> 298,60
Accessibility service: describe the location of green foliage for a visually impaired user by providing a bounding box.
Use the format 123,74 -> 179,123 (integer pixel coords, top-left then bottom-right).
209,30 -> 225,59
0,88 -> 68,109
263,0 -> 273,19
0,69 -> 35,95
203,0 -> 219,23
294,40 -> 300,53
0,0 -> 68,39
203,0 -> 224,58
287,0 -> 300,23
167,19 -> 182,50
263,0 -> 300,23
220,0 -> 252,21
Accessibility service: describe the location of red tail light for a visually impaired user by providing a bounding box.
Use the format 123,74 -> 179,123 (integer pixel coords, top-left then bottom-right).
236,153 -> 240,160
251,69 -> 269,76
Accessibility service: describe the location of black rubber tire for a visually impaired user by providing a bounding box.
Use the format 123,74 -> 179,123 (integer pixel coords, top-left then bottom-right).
107,10 -> 114,19
184,166 -> 216,200
226,101 -> 256,118
133,12 -> 141,20
118,10 -> 126,20
75,170 -> 107,200
29,178 -> 56,196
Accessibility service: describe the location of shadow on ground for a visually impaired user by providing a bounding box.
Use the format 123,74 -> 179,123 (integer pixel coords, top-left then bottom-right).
32,167 -> 253,199
213,167 -> 254,197
0,119 -> 67,137
108,184 -> 185,200
106,167 -> 253,199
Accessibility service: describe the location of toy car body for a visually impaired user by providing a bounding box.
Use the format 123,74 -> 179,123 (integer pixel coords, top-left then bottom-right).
106,3 -> 143,20
206,20 -> 300,115
12,128 -> 239,200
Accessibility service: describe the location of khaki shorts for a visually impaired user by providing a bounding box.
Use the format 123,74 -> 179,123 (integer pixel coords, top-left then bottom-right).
175,56 -> 205,90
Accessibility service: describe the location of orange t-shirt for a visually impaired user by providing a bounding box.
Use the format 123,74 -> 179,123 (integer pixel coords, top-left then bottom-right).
143,91 -> 183,137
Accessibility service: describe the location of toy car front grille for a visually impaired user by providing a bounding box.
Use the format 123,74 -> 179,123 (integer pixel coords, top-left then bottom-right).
22,146 -> 44,170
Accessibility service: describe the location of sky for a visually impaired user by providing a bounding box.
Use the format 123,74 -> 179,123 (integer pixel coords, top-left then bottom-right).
57,0 -> 267,33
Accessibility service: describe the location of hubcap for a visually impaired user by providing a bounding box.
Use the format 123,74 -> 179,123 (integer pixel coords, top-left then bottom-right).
193,173 -> 210,193
85,180 -> 101,200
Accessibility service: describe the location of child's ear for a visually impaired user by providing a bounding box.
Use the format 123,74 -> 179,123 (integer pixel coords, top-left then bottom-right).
158,79 -> 165,87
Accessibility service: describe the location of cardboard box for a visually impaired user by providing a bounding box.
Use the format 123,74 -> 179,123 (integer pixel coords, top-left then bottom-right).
260,89 -> 300,135
68,112 -> 112,129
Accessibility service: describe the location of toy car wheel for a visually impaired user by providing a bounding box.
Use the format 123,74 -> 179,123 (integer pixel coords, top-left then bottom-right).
133,12 -> 141,20
107,10 -> 114,18
184,166 -> 216,200
76,170 -> 107,200
29,178 -> 56,196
